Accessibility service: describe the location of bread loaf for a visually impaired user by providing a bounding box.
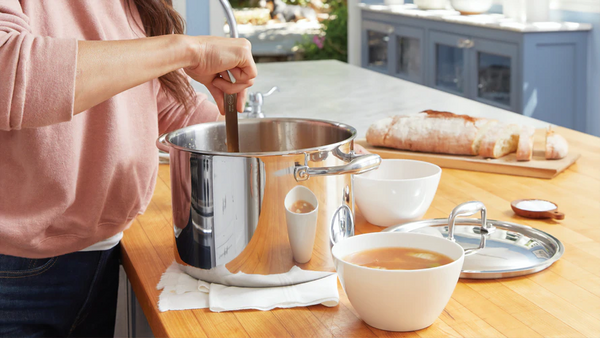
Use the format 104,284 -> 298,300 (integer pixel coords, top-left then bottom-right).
366,111 -> 570,161
365,116 -> 393,146
366,110 -> 493,155
545,127 -> 568,160
478,124 -> 521,159
516,126 -> 535,161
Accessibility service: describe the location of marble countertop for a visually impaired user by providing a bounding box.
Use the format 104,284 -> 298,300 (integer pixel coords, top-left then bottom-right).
359,4 -> 592,33
193,60 -> 550,137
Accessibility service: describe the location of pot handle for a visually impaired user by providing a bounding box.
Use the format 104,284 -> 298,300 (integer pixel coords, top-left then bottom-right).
448,201 -> 494,256
330,204 -> 354,247
156,133 -> 170,153
294,153 -> 381,182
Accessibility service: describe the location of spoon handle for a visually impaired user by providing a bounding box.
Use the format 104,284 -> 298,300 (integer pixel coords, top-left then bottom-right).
218,0 -> 240,152
225,93 -> 239,152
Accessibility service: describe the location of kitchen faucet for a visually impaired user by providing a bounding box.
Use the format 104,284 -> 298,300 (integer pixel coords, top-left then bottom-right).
218,0 -> 238,42
242,86 -> 279,118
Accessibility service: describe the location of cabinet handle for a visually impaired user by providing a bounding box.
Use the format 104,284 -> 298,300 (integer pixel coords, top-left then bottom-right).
457,38 -> 474,49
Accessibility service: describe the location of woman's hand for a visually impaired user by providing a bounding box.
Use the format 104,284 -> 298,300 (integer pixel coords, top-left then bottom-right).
184,36 -> 257,115
354,144 -> 371,155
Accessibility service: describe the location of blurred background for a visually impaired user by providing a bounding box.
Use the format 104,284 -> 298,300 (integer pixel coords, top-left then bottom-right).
173,0 -> 347,63
170,0 -> 600,137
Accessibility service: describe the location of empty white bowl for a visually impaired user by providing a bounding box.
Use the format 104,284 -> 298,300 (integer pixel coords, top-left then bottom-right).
450,0 -> 492,14
414,0 -> 448,10
354,159 -> 441,227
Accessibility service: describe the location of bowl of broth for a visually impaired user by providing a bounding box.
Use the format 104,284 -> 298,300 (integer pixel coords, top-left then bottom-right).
331,232 -> 465,331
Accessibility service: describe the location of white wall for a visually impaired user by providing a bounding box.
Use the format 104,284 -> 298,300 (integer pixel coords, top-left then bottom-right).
348,0 -> 362,66
172,0 -> 187,19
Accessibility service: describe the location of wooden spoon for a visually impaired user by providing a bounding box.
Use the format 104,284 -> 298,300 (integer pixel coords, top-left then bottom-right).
224,92 -> 240,152
511,199 -> 565,220
219,0 -> 241,153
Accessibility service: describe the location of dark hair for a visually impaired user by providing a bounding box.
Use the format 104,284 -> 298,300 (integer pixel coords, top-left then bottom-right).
131,0 -> 195,111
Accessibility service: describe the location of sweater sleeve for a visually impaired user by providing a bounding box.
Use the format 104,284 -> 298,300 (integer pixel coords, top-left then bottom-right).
157,84 -> 220,135
0,1 -> 77,131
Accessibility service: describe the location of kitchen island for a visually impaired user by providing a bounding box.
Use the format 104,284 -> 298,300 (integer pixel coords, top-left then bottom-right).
122,60 -> 600,337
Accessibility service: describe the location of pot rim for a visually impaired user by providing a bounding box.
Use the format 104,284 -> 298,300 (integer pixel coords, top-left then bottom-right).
160,117 -> 358,157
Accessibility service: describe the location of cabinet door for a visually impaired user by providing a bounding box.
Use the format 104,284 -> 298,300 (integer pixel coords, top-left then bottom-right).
428,31 -> 470,96
470,39 -> 518,111
362,20 -> 394,75
393,25 -> 424,84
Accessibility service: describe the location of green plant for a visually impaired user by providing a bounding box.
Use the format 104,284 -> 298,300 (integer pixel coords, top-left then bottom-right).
282,0 -> 311,6
295,0 -> 347,62
230,0 -> 326,9
229,0 -> 254,8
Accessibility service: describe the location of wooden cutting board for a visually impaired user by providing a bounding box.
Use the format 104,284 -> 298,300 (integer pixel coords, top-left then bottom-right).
356,129 -> 580,179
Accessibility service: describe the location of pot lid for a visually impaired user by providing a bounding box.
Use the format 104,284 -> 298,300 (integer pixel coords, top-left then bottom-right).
384,201 -> 564,279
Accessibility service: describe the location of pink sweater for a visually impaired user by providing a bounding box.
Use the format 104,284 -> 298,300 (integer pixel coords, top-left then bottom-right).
0,0 -> 219,258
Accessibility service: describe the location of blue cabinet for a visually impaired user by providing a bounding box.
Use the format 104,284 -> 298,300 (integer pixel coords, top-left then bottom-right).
471,39 -> 518,111
361,9 -> 589,132
428,31 -> 470,96
427,31 -> 518,111
363,20 -> 425,83
394,24 -> 424,83
362,20 -> 393,74
427,30 -> 519,113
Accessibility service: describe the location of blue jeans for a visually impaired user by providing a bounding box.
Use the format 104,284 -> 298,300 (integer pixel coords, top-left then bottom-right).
0,245 -> 120,337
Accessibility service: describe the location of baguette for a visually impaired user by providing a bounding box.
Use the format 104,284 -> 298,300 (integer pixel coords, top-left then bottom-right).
366,110 -> 492,155
472,120 -> 498,155
478,124 -> 521,159
545,127 -> 568,159
365,116 -> 393,146
516,126 -> 536,161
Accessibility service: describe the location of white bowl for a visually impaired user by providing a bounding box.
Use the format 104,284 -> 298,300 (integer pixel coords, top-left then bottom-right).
354,159 -> 441,227
332,232 -> 465,331
414,0 -> 448,10
450,0 -> 492,14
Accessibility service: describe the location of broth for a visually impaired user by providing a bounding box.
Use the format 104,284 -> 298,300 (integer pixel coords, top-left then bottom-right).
344,247 -> 454,270
290,200 -> 316,214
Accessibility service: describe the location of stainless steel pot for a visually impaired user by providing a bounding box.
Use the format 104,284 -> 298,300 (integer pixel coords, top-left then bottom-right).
156,118 -> 381,286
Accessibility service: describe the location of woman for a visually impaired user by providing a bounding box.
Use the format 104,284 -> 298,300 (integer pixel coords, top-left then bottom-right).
0,0 -> 256,336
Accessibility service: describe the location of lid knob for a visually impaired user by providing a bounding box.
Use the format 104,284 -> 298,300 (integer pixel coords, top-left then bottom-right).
447,201 -> 494,255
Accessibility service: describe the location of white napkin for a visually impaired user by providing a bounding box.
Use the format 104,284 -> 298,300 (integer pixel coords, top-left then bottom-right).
179,262 -> 334,287
157,262 -> 339,312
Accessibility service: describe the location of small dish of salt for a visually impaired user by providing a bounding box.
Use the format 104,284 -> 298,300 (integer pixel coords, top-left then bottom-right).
511,199 -> 565,220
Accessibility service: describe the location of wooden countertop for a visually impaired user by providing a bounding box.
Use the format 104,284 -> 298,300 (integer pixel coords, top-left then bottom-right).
122,125 -> 600,338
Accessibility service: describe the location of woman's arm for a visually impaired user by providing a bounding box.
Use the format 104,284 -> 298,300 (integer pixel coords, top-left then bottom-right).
74,36 -> 188,114
157,85 -> 221,135
75,35 -> 255,115
1,1 -> 255,131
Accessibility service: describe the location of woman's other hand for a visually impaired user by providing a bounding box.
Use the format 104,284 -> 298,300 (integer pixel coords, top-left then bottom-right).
354,144 -> 371,155
184,36 -> 257,115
